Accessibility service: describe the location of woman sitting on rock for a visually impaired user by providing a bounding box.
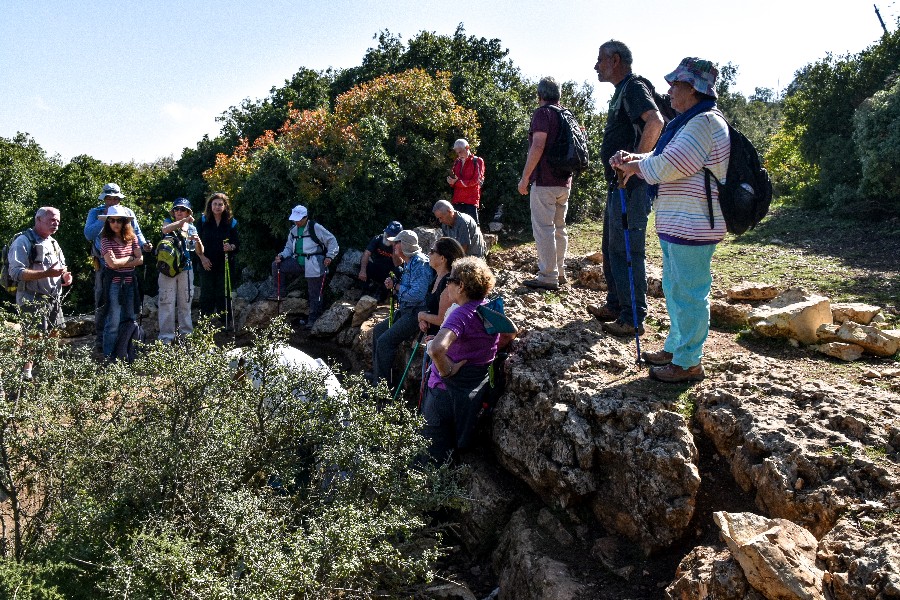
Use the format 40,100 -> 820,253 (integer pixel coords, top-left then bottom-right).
417,237 -> 465,336
611,57 -> 730,383
422,256 -> 500,462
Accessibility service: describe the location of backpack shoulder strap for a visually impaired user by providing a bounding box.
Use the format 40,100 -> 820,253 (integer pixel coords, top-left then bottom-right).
305,220 -> 325,252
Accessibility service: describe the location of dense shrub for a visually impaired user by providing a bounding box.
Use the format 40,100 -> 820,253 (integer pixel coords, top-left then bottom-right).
0,314 -> 453,598
853,77 -> 900,215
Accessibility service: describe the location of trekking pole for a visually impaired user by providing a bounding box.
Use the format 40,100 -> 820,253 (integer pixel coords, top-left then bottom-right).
276,263 -> 282,316
388,288 -> 395,327
616,170 -> 643,366
392,332 -> 424,402
223,239 -> 233,336
418,352 -> 431,411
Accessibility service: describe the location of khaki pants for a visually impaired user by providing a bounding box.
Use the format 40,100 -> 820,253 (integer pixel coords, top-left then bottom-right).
529,185 -> 570,284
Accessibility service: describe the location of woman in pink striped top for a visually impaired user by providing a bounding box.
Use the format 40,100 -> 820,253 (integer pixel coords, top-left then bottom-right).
98,205 -> 144,357
612,57 -> 730,383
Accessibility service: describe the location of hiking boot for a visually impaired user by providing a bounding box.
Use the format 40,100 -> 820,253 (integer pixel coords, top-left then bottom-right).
642,349 -> 673,366
523,278 -> 559,291
587,303 -> 618,322
649,363 -> 705,383
602,319 -> 645,337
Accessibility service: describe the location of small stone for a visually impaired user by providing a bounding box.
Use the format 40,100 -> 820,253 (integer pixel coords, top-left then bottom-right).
726,282 -> 779,302
795,477 -> 804,490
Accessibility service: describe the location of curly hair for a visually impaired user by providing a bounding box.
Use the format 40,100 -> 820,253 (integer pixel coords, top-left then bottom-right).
450,256 -> 495,301
204,192 -> 232,223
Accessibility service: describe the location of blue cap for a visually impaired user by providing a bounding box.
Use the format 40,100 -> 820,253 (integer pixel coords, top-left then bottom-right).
384,221 -> 402,237
172,198 -> 192,213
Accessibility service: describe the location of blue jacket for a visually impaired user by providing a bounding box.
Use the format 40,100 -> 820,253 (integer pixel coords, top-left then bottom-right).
84,204 -> 148,253
396,253 -> 431,310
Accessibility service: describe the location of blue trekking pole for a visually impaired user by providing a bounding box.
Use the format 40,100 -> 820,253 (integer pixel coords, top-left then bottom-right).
617,171 -> 643,366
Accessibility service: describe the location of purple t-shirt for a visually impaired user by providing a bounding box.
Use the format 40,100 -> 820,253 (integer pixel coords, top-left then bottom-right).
529,104 -> 573,188
428,300 -> 500,389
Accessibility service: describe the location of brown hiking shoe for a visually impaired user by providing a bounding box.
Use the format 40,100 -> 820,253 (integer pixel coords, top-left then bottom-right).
649,363 -> 705,383
642,349 -> 673,366
601,319 -> 645,337
587,303 -> 618,322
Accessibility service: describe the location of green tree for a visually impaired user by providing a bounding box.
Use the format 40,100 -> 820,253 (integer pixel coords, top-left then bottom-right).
0,134 -> 61,241
853,77 -> 900,214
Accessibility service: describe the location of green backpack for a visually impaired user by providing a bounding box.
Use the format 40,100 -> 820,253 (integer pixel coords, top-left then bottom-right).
156,232 -> 188,277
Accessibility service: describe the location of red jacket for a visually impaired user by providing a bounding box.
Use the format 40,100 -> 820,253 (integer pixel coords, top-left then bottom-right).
450,154 -> 485,206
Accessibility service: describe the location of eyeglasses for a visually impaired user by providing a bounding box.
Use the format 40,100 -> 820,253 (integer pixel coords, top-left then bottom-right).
447,276 -> 461,285
107,217 -> 128,224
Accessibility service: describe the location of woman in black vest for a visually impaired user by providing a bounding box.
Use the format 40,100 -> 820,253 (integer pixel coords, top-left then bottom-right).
196,192 -> 239,322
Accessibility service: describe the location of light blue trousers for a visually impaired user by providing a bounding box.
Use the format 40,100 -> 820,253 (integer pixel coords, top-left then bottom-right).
660,240 -> 716,368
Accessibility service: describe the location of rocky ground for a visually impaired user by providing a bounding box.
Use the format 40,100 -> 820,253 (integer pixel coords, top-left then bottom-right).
58,236 -> 900,600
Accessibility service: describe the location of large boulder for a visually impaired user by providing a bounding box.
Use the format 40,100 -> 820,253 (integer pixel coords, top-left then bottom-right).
830,321 -> 899,357
310,301 -> 353,336
830,302 -> 882,325
748,288 -> 832,345
817,514 -> 900,600
351,295 -> 379,327
666,545 -> 762,600
456,457 -> 522,555
239,298 -> 307,330
813,342 -> 864,362
335,249 -> 363,276
711,299 -> 752,329
492,322 -> 700,554
694,354 -> 900,538
727,282 -> 779,302
492,507 -> 587,600
714,511 -> 825,600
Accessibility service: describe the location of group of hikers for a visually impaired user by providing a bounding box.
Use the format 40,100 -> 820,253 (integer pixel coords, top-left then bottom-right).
5,39 -> 733,462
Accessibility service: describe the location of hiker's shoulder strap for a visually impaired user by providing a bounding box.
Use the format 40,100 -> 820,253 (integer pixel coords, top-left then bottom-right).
305,219 -> 325,249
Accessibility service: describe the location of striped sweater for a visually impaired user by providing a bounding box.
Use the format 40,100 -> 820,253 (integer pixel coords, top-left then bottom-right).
637,112 -> 730,244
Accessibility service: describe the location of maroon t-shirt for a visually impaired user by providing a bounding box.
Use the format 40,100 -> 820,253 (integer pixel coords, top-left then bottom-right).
528,104 -> 573,188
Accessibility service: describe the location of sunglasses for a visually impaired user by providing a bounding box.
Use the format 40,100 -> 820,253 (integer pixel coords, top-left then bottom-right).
447,276 -> 461,285
107,217 -> 128,224
173,207 -> 189,212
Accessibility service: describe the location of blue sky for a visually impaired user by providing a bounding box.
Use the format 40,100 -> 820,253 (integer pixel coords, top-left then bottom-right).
1,0 -> 895,164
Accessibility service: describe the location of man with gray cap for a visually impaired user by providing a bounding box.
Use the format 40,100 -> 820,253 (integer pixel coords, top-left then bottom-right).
433,200 -> 487,257
358,220 -> 403,301
446,138 -> 485,224
369,230 -> 430,389
271,204 -> 339,328
84,183 -> 152,351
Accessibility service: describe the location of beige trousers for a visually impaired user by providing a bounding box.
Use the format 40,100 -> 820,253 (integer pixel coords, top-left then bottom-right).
529,185 -> 570,284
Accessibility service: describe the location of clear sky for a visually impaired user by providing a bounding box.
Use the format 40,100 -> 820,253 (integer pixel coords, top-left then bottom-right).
1,0 -> 896,164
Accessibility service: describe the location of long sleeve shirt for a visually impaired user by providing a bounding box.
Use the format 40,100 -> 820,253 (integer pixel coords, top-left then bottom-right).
278,221 -> 339,278
637,112 -> 730,244
84,205 -> 148,252
8,229 -> 66,299
396,253 -> 431,310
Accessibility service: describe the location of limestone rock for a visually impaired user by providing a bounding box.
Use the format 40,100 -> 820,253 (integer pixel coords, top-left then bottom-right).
711,299 -> 751,329
235,282 -> 259,302
413,226 -> 440,254
457,457 -> 521,555
578,264 -> 607,291
335,249 -> 363,276
351,295 -> 378,327
817,515 -> 900,600
493,327 -> 700,554
240,298 -> 307,330
813,342 -> 864,362
666,545 -> 762,600
647,263 -> 663,298
583,251 -> 603,265
748,288 -> 832,345
694,355 -> 900,538
727,282 -> 779,302
421,583 -> 477,600
310,301 -> 352,336
830,321 -> 899,357
492,507 -> 586,600
327,274 -> 356,297
816,324 -> 840,343
831,302 -> 882,325
59,314 -> 95,338
714,511 -> 825,600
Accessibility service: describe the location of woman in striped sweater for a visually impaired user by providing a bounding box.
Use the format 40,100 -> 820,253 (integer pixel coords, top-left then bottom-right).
612,57 -> 729,383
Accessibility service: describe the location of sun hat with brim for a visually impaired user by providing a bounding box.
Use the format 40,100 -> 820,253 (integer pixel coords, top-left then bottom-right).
288,205 -> 308,221
664,57 -> 719,98
386,230 -> 421,255
98,204 -> 134,222
171,198 -> 192,213
98,183 -> 125,201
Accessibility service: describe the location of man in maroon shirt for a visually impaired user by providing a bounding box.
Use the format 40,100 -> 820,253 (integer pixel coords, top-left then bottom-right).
517,76 -> 571,291
446,138 -> 485,224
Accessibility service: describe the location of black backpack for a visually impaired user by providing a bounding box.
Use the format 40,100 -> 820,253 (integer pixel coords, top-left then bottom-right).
630,75 -> 677,124
543,105 -> 590,176
1,229 -> 40,295
703,116 -> 773,235
114,319 -> 146,363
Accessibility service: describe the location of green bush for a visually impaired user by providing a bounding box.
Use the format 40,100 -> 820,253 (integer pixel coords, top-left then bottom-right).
853,77 -> 900,215
0,313 -> 454,598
